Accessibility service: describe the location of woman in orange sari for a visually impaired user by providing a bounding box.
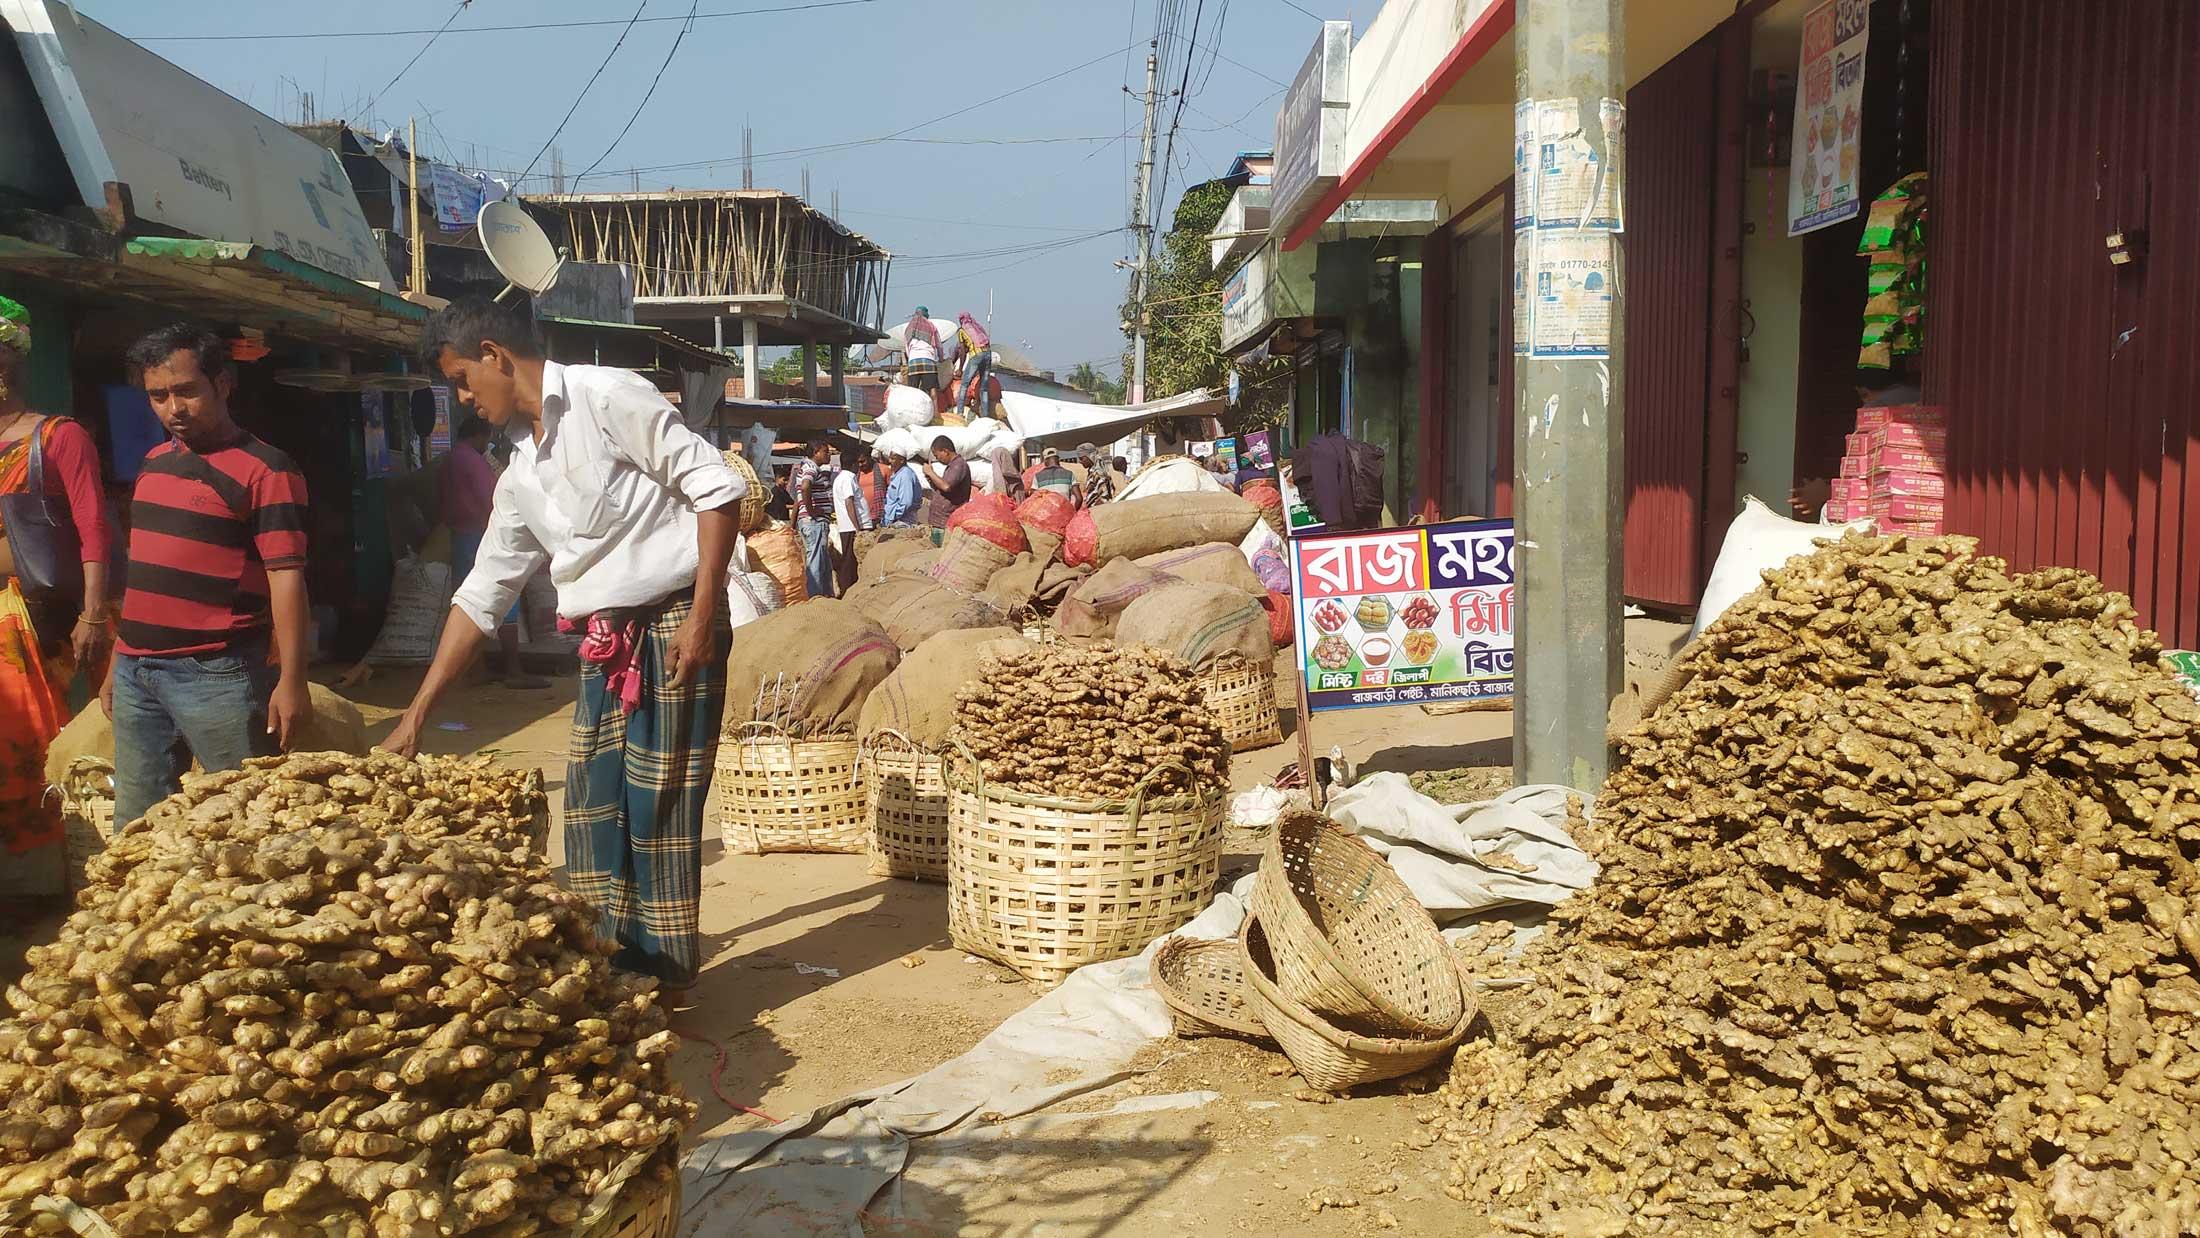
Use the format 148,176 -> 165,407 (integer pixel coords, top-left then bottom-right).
0,295 -> 114,868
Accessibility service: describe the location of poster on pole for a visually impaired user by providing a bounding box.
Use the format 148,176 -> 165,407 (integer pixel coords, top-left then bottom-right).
1512,100 -> 1538,230
1787,0 -> 1870,237
1529,233 -> 1614,359
1291,519 -> 1516,713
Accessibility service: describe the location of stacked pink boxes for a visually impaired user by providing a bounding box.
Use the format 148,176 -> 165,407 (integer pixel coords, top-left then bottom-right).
1826,404 -> 1946,534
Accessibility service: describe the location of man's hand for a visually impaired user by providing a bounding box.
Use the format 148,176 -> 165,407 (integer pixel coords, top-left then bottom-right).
379,710 -> 424,759
664,606 -> 719,691
70,617 -> 108,671
268,677 -> 313,751
1789,477 -> 1832,520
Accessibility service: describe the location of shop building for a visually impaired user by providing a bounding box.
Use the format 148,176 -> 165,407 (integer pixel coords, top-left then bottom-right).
1284,0 -> 2200,648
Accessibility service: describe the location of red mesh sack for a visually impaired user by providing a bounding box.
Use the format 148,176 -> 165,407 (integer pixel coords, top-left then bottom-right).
1241,479 -> 1282,511
1062,508 -> 1099,566
1015,490 -> 1075,537
1261,590 -> 1295,648
945,492 -> 1027,554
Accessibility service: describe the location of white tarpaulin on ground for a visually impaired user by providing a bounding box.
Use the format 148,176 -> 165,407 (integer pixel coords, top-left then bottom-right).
998,388 -> 1225,450
675,779 -> 1593,1236
1323,775 -> 1598,920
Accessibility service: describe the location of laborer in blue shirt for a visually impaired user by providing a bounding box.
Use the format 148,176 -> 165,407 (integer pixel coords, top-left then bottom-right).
880,448 -> 924,526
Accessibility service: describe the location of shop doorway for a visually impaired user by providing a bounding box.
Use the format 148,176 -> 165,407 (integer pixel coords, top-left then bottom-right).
1445,218 -> 1508,520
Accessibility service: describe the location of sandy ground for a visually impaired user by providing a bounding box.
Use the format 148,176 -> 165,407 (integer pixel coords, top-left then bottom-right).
319,649 -> 1515,1237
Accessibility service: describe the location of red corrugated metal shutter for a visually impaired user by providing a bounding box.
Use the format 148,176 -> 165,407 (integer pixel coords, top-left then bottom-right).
1930,0 -> 2200,648
1620,34 -> 1721,607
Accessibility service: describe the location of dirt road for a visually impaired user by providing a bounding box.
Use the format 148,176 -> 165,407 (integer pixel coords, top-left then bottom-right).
330,656 -> 1517,1236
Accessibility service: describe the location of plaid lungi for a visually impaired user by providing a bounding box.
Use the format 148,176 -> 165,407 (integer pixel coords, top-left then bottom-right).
565,592 -> 730,986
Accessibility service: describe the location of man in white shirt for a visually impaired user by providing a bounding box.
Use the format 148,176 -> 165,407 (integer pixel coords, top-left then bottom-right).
381,298 -> 745,992
829,446 -> 871,593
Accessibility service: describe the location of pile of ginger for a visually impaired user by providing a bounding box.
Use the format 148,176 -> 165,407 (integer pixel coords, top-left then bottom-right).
0,752 -> 692,1236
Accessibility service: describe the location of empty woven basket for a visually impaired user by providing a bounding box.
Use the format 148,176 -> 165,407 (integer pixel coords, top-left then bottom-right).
1152,934 -> 1267,1040
1250,812 -> 1465,1037
1241,912 -> 1475,1093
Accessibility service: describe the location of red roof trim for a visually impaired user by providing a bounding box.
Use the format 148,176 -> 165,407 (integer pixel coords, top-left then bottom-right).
1280,3 -> 1515,252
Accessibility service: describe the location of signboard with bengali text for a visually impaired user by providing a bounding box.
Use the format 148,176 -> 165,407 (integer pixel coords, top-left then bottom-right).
1291,519 -> 1516,713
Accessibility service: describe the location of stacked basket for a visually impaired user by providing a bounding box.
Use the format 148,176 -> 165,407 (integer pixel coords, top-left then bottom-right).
861,729 -> 951,881
1151,812 -> 1478,1092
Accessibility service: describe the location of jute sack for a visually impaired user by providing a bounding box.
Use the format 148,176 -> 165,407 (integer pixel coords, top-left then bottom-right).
848,572 -> 1007,651
1025,526 -> 1064,565
1055,558 -> 1175,639
861,527 -> 934,578
1116,580 -> 1272,670
1033,560 -> 1092,609
44,684 -> 370,787
928,527 -> 1016,596
1065,490 -> 1261,566
748,521 -> 810,605
723,597 -> 900,737
857,627 -> 1033,747
1136,542 -> 1267,597
979,553 -> 1048,615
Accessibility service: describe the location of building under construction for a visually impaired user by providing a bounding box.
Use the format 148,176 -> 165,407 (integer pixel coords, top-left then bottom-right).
525,189 -> 890,406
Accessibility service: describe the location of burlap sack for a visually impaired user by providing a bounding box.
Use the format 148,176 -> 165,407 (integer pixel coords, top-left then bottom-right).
847,572 -> 1007,651
1033,560 -> 1092,608
1136,541 -> 1267,597
1024,526 -> 1064,565
978,553 -> 1048,616
862,529 -> 935,580
1054,558 -> 1176,639
857,627 -> 1033,747
723,597 -> 899,737
1116,580 -> 1272,670
1065,490 -> 1261,565
927,527 -> 1016,596
44,684 -> 370,787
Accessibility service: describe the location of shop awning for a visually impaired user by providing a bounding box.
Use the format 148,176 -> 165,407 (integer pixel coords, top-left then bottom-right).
1001,388 -> 1226,449
0,211 -> 425,351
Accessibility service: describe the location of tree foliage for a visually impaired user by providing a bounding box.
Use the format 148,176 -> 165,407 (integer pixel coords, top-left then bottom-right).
1067,361 -> 1126,404
1121,180 -> 1235,402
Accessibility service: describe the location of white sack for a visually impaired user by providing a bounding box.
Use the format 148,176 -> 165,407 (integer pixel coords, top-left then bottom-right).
725,570 -> 784,632
872,426 -> 924,461
880,384 -> 936,432
1693,496 -> 1874,639
1117,456 -> 1227,502
1324,772 -> 1597,920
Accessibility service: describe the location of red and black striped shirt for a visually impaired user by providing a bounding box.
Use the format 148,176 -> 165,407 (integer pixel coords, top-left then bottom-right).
117,434 -> 309,657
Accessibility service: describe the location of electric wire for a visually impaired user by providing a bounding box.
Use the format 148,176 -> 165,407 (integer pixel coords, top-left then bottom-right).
515,2 -> 650,187
130,0 -> 881,41
359,0 -> 468,120
574,0 -> 701,183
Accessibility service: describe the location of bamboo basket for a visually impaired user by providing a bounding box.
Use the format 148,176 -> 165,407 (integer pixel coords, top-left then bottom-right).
1250,812 -> 1466,1037
575,1154 -> 683,1238
720,448 -> 769,534
716,722 -> 867,855
1199,656 -> 1283,753
54,757 -> 116,894
861,729 -> 950,881
1153,934 -> 1268,1040
1240,913 -> 1476,1093
943,746 -> 1227,986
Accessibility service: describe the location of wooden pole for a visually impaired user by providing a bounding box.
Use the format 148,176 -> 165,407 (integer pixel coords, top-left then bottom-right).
407,120 -> 426,294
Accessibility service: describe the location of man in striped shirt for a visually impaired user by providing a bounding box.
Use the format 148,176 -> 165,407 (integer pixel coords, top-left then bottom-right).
105,324 -> 314,826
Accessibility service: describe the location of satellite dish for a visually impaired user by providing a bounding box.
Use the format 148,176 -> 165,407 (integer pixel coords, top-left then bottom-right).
477,199 -> 568,303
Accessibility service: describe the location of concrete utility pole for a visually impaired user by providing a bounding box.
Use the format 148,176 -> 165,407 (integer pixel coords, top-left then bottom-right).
1129,42 -> 1159,405
406,120 -> 426,295
1513,0 -> 1625,790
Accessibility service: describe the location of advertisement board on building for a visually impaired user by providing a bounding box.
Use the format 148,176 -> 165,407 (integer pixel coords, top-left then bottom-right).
1219,246 -> 1269,352
1291,519 -> 1516,712
1270,20 -> 1351,240
3,0 -> 394,285
1787,0 -> 1870,236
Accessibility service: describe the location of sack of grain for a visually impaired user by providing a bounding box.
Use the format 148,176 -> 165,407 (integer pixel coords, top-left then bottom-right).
364,553 -> 452,665
726,568 -> 784,631
1015,490 -> 1075,555
1116,580 -> 1272,669
979,552 -> 1048,616
1034,559 -> 1092,609
1062,491 -> 1261,566
848,572 -> 1007,651
928,527 -> 1016,595
1136,541 -> 1267,597
864,532 -> 937,581
857,626 -> 1033,747
748,521 -> 810,605
946,492 -> 1028,555
1055,557 -> 1176,639
723,597 -> 899,736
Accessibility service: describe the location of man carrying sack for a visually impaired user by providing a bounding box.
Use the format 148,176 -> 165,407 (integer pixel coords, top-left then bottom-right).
381,298 -> 746,992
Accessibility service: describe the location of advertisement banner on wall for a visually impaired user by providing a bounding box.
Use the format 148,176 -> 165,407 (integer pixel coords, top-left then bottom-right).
1270,20 -> 1352,239
1244,429 -> 1274,469
1213,437 -> 1240,473
1787,0 -> 1870,236
1291,519 -> 1516,713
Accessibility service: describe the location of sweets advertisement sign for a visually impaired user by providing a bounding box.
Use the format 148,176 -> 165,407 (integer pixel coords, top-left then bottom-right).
1291,519 -> 1516,713
1787,0 -> 1870,237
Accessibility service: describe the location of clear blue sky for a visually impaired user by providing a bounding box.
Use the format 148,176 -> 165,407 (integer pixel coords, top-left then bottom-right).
88,0 -> 1349,377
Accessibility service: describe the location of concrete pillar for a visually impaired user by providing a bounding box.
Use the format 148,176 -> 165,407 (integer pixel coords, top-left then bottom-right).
802,341 -> 817,403
741,317 -> 760,402
827,342 -> 845,407
1513,0 -> 1626,790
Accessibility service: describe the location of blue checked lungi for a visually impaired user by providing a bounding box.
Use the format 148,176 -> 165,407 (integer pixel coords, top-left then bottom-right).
564,591 -> 729,986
